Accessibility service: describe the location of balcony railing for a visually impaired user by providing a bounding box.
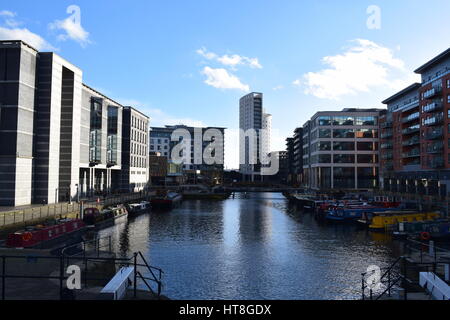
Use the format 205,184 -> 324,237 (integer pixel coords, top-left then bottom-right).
382,153 -> 393,160
427,142 -> 444,154
381,143 -> 393,149
381,131 -> 393,139
423,86 -> 442,99
383,163 -> 394,171
381,121 -> 393,129
422,101 -> 443,113
402,137 -> 420,147
402,125 -> 420,135
402,149 -> 420,158
426,127 -> 443,140
423,114 -> 443,126
402,112 -> 420,123
429,157 -> 444,168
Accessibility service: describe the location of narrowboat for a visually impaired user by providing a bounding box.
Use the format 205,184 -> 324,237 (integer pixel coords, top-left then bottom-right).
394,219 -> 450,240
126,201 -> 151,217
325,204 -> 394,222
151,191 -> 182,210
5,218 -> 86,249
368,212 -> 441,231
82,205 -> 128,227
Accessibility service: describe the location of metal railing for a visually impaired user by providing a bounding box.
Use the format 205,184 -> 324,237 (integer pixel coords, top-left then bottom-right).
0,250 -> 163,300
0,203 -> 80,228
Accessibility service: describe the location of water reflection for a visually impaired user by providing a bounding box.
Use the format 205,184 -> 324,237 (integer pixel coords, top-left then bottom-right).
97,192 -> 403,300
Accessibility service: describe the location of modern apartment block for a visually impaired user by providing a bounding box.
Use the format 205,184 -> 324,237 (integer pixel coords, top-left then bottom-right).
301,109 -> 381,191
0,40 -> 149,206
239,92 -> 272,181
150,125 -> 225,184
380,47 -> 450,198
285,127 -> 304,185
121,107 -> 149,192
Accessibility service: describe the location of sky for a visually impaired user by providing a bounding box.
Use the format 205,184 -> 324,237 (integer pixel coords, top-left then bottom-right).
1,0 -> 450,169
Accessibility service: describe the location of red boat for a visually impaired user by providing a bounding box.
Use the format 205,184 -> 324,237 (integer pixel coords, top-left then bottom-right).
5,219 -> 85,248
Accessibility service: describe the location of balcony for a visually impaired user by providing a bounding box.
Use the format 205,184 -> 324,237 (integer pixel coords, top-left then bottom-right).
381,143 -> 393,149
402,136 -> 420,147
381,121 -> 393,129
429,156 -> 444,169
382,153 -> 393,160
423,86 -> 442,99
384,163 -> 394,171
402,112 -> 420,124
427,142 -> 444,154
381,131 -> 393,139
402,125 -> 420,135
426,128 -> 443,140
402,148 -> 420,158
422,101 -> 443,113
423,114 -> 444,126
401,99 -> 420,113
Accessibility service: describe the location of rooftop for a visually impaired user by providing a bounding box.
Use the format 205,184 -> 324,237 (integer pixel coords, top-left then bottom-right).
381,83 -> 421,105
414,47 -> 450,74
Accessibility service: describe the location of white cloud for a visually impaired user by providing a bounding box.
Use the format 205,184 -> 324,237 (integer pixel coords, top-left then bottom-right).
49,5 -> 91,47
0,26 -> 56,51
197,47 -> 262,69
272,85 -> 284,91
201,66 -> 250,92
0,10 -> 15,17
292,79 -> 301,86
302,39 -> 417,100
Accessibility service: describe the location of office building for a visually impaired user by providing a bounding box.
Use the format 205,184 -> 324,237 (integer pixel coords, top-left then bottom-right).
150,125 -> 225,184
0,40 -> 149,206
302,108 -> 382,190
121,106 -> 149,192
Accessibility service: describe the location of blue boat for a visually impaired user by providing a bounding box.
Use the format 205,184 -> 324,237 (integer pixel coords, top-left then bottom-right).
325,205 -> 393,222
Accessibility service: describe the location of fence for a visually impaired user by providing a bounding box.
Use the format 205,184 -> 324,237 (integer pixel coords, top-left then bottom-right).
0,203 -> 80,228
0,192 -> 153,229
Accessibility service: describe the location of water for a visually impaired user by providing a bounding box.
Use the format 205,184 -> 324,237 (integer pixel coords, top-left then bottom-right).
97,192 -> 404,300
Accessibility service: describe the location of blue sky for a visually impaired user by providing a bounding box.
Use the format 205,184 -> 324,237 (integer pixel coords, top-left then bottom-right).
1,0 -> 450,168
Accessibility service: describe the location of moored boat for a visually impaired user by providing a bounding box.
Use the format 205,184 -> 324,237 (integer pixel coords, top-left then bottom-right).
325,204 -> 395,222
368,212 -> 441,231
151,191 -> 182,210
126,201 -> 151,217
82,205 -> 128,227
5,218 -> 86,248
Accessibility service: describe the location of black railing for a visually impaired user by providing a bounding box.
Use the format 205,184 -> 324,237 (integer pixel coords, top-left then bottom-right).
0,250 -> 163,300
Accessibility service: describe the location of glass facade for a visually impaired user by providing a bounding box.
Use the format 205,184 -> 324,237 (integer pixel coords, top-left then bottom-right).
333,129 -> 354,138
107,106 -> 118,165
333,141 -> 355,151
334,167 -> 355,189
89,98 -> 102,163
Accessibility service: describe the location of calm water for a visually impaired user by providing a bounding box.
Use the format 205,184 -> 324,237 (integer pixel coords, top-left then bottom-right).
97,192 -> 404,300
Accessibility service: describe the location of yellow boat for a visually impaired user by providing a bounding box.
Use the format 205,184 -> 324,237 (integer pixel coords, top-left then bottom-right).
369,212 -> 441,231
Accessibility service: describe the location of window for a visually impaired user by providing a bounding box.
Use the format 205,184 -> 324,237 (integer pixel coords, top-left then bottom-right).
333,129 -> 354,138
447,79 -> 450,88
355,129 -> 378,138
318,129 -> 331,138
357,142 -> 378,151
447,94 -> 450,104
333,154 -> 355,164
317,116 -> 331,126
318,141 -> 331,151
333,116 -> 354,126
355,116 -> 377,126
333,141 -> 355,151
357,154 -> 378,163
318,154 -> 331,163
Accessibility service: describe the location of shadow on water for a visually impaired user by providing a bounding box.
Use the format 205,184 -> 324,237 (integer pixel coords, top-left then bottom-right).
96,192 -> 405,300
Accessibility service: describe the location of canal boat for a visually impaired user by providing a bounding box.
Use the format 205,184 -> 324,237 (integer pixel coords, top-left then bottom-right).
126,201 -> 151,217
325,204 -> 394,222
151,191 -> 183,210
82,205 -> 128,227
393,219 -> 450,240
5,218 -> 86,248
368,212 -> 441,232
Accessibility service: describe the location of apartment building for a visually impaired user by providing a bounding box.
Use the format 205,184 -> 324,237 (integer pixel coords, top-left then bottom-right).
380,47 -> 450,197
302,109 -> 382,191
0,40 -> 149,206
239,92 -> 272,181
